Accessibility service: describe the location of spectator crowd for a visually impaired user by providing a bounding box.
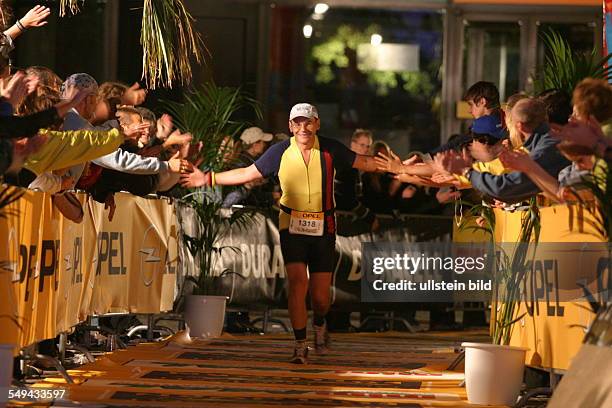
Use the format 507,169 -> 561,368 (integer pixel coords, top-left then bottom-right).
1,6 -> 610,241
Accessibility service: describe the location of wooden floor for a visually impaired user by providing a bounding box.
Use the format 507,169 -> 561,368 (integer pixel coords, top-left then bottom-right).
22,330 -> 504,407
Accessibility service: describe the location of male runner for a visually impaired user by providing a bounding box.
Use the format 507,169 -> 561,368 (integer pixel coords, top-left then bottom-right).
180,103 -> 379,363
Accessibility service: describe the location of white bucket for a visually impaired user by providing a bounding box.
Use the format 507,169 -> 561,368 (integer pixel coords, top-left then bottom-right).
184,295 -> 227,338
0,344 -> 15,408
462,342 -> 528,406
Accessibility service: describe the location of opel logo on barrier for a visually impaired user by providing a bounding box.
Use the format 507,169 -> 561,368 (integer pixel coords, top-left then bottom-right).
139,224 -> 162,287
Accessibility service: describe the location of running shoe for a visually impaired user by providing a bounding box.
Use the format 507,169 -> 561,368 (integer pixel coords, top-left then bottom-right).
290,340 -> 309,364
313,323 -> 331,354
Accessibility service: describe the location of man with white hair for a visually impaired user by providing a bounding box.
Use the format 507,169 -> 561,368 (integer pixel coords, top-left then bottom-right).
61,73 -> 100,131
181,103 -> 380,363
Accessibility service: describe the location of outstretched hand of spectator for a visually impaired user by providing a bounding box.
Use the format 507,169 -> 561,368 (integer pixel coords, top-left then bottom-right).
552,117 -> 609,157
393,173 -> 439,187
167,151 -> 187,174
164,129 -> 193,149
122,122 -> 151,140
432,149 -> 472,175
21,5 -> 51,28
402,154 -> 421,166
374,149 -> 403,174
179,163 -> 211,188
431,172 -> 461,187
122,82 -> 147,106
188,142 -> 205,166
1,71 -> 30,108
499,149 -> 533,172
12,134 -> 48,168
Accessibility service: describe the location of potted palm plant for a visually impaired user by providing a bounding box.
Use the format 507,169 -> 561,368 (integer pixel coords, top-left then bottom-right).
165,82 -> 260,337
178,193 -> 252,338
460,199 -> 538,405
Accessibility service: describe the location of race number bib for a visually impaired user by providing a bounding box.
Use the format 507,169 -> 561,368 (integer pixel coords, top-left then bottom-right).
289,210 -> 324,236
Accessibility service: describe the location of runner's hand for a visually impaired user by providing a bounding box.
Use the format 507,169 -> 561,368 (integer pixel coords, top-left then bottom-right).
375,150 -> 402,173
180,166 -> 211,188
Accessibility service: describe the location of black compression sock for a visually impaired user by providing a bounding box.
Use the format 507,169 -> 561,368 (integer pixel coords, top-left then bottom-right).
293,327 -> 307,341
313,314 -> 326,327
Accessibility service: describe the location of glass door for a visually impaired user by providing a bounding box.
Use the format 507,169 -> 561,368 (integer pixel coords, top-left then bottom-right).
463,22 -> 521,103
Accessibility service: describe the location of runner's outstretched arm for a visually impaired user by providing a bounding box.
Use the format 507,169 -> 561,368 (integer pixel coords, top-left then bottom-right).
180,163 -> 263,188
215,164 -> 263,185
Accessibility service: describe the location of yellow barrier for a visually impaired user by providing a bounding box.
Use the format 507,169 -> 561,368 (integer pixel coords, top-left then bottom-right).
454,203 -> 607,371
497,204 -> 606,371
0,190 -> 178,353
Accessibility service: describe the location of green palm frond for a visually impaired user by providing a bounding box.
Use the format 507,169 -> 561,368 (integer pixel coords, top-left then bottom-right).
0,185 -> 24,219
59,0 -> 82,16
534,29 -> 612,95
141,0 -> 206,89
459,200 -> 495,238
163,82 -> 261,172
574,164 -> 611,240
59,0 -> 205,88
491,198 -> 541,345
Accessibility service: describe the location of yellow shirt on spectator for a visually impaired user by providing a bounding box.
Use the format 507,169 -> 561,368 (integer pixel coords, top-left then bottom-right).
25,128 -> 123,175
601,118 -> 612,141
455,146 -> 530,188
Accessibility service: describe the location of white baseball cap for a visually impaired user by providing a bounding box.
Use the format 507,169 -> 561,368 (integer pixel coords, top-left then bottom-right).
289,103 -> 319,120
240,127 -> 273,144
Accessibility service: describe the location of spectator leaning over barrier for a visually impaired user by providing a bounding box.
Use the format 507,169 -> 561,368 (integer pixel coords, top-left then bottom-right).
538,89 -> 572,127
535,89 -> 586,189
498,81 -> 612,203
93,81 -> 147,125
2,5 -> 50,44
499,132 -> 608,203
136,110 -> 193,162
83,107 -> 189,216
0,74 -> 99,177
180,103 -> 381,364
24,75 -> 150,191
55,73 -> 183,219
16,66 -> 63,118
431,115 -> 521,191
436,98 -> 570,203
376,81 -> 507,180
571,78 -> 612,139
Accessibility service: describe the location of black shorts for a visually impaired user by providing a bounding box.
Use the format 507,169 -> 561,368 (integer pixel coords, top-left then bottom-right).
280,230 -> 336,273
